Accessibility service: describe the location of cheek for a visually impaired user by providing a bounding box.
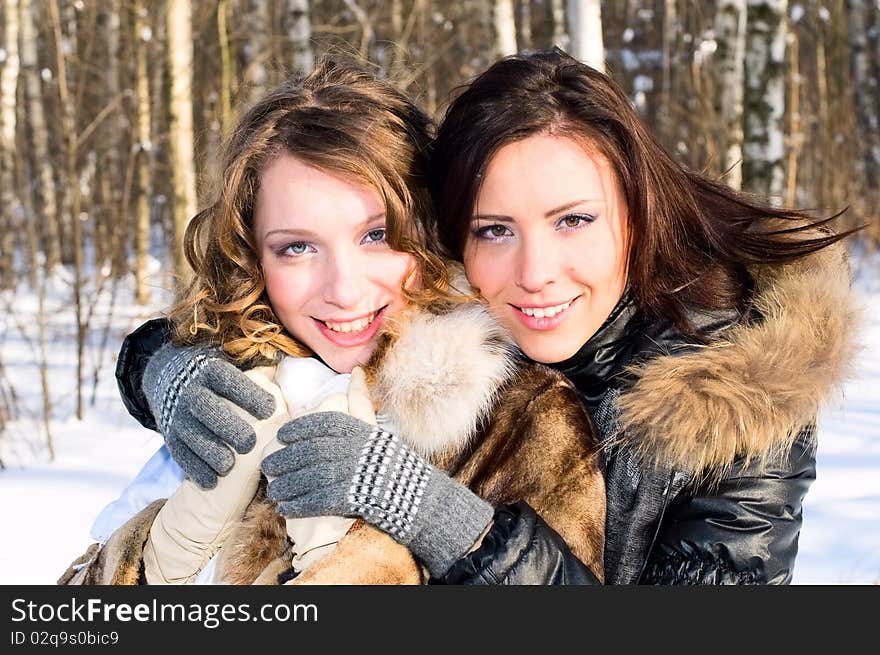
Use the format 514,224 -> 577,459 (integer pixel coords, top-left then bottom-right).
262,262 -> 308,318
376,252 -> 417,298
463,244 -> 505,298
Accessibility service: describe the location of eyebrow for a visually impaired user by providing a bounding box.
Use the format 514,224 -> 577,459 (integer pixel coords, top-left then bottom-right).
471,199 -> 602,222
263,212 -> 386,240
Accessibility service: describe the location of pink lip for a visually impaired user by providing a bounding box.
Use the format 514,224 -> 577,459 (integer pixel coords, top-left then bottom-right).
313,306 -> 386,347
509,296 -> 579,331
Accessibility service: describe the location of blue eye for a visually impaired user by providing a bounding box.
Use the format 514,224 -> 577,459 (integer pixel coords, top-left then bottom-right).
277,242 -> 314,257
472,224 -> 513,241
362,228 -> 387,244
556,213 -> 596,231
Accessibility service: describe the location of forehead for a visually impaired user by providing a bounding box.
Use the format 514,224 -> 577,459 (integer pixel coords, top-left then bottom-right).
254,154 -> 383,233
477,134 -> 617,208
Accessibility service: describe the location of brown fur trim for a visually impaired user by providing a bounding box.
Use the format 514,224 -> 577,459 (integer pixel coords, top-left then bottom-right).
614,241 -> 862,479
446,364 -> 606,581
289,520 -> 423,585
57,543 -> 100,585
59,500 -> 166,585
214,485 -> 289,585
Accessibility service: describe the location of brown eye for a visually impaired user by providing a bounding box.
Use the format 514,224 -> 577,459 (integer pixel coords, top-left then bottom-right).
557,213 -> 596,231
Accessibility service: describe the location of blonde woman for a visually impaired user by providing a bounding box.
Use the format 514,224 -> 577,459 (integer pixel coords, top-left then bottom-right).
60,58 -> 605,586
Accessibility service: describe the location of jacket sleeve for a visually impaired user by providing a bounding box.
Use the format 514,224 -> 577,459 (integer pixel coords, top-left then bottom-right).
434,501 -> 602,585
116,317 -> 173,432
640,425 -> 817,585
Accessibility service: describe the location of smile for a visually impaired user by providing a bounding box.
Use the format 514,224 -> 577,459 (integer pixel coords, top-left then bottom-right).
511,296 -> 580,330
321,311 -> 379,333
314,306 -> 387,346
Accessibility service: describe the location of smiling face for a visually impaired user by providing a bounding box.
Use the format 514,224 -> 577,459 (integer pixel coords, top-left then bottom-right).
255,154 -> 416,373
463,133 -> 629,364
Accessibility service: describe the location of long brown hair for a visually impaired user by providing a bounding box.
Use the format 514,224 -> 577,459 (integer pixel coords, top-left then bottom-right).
429,48 -> 856,335
169,57 -> 456,362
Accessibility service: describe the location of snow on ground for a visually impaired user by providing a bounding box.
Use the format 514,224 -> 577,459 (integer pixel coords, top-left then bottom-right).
0,251 -> 878,585
794,249 -> 880,583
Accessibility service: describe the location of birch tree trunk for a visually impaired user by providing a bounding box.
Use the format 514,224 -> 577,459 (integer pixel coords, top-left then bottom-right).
567,0 -> 604,71
286,0 -> 314,77
494,0 -> 518,57
241,0 -> 269,103
0,0 -> 21,289
743,0 -> 788,202
167,0 -> 197,283
715,0 -> 747,190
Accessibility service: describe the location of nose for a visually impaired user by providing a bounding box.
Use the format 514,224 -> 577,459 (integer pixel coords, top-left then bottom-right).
321,249 -> 364,308
515,232 -> 557,293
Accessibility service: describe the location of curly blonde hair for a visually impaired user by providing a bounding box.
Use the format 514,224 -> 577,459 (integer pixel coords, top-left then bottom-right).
168,58 -> 463,363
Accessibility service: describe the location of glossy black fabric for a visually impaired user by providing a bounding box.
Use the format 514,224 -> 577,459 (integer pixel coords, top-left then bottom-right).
115,317 -> 172,432
435,502 -> 601,584
639,427 -> 816,585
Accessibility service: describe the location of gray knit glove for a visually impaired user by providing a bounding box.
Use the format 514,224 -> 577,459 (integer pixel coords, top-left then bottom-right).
142,342 -> 276,489
261,411 -> 494,578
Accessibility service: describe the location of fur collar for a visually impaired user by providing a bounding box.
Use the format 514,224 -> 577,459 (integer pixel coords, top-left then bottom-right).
369,301 -> 519,460
613,241 -> 862,478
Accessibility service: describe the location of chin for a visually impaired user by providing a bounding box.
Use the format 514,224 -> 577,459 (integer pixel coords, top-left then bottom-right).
318,346 -> 372,374
517,338 -> 582,365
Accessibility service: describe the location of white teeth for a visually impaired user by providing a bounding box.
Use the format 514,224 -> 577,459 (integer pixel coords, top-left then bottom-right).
325,314 -> 375,333
520,300 -> 571,318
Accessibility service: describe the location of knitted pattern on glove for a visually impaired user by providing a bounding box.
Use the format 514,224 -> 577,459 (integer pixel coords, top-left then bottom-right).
142,342 -> 276,489
261,411 -> 494,578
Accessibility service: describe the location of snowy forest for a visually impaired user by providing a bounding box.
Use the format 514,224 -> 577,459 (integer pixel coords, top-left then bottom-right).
0,1 -> 878,584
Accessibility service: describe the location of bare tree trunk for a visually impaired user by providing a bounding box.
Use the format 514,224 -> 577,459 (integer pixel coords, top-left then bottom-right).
167,0 -> 197,285
286,0 -> 314,77
342,0 -> 375,60
217,0 -> 233,135
391,0 -> 403,35
16,95 -> 38,288
518,0 -> 532,50
134,0 -> 153,305
20,0 -> 61,272
848,0 -> 879,198
48,0 -> 86,420
494,0 -> 518,57
785,30 -> 801,207
568,0 -> 604,71
743,0 -> 788,202
36,264 -> 55,460
658,0 -> 677,140
715,0 -> 747,189
102,0 -> 129,278
1,0 -> 21,289
551,0 -> 569,52
150,2 -> 171,252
